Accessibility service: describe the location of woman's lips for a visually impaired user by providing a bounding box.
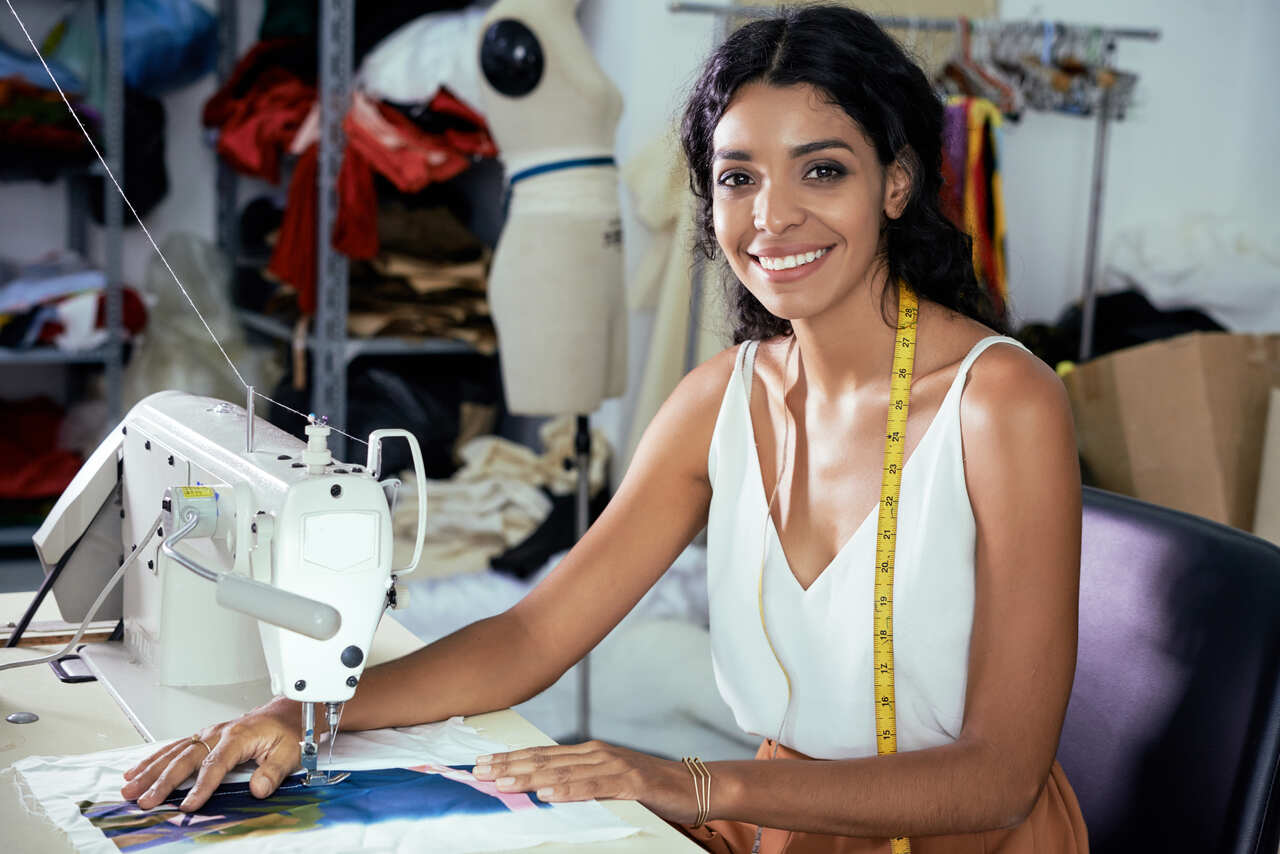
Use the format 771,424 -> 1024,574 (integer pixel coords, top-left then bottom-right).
750,246 -> 834,282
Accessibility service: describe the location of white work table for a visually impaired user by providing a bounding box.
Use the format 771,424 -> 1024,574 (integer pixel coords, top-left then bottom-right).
0,593 -> 699,852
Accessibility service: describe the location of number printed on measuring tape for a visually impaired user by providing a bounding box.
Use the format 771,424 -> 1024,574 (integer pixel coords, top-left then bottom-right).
874,282 -> 918,854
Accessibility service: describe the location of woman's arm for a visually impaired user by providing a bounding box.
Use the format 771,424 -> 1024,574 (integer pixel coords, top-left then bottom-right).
122,347 -> 739,811
478,345 -> 1082,837
335,346 -> 739,731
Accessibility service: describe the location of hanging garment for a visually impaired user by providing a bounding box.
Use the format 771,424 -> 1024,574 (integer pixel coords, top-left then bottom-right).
942,96 -> 1007,321
0,76 -> 96,180
698,337 -> 1087,851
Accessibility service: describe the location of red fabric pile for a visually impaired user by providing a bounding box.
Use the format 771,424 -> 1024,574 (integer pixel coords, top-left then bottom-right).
204,41 -> 498,315
0,398 -> 82,500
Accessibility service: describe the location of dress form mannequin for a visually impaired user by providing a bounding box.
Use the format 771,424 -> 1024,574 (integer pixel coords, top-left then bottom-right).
478,0 -> 627,415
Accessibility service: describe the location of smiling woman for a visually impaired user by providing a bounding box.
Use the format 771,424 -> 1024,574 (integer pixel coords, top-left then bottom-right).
116,6 -> 1084,853
682,7 -> 1005,346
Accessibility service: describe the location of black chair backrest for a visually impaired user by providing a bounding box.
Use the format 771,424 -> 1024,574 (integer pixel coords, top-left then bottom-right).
1059,487 -> 1280,854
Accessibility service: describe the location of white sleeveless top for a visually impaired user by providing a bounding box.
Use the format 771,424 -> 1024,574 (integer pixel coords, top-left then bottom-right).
706,335 -> 1028,760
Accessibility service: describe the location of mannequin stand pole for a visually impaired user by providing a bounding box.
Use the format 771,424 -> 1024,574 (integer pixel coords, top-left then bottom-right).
572,414 -> 592,741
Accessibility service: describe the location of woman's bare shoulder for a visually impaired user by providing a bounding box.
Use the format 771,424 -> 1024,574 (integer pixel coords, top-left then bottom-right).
960,337 -> 1074,451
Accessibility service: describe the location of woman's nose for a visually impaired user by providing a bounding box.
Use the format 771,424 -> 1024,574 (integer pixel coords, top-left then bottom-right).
753,180 -> 805,233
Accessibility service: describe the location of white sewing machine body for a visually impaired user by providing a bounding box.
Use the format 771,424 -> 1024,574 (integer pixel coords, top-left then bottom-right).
32,391 -> 425,743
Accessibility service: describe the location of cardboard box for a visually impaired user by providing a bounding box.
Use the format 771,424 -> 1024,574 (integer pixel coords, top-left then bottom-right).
1062,332 -> 1280,530
1253,387 -> 1280,544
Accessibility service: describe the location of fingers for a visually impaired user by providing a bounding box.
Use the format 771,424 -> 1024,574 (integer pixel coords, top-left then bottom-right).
122,740 -> 182,782
120,738 -> 199,800
536,774 -> 630,803
473,746 -> 629,803
132,742 -> 211,810
175,731 -> 246,811
248,737 -> 301,801
474,744 -> 607,780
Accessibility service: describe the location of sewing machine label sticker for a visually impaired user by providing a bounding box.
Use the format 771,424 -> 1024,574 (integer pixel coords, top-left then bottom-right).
14,717 -> 638,854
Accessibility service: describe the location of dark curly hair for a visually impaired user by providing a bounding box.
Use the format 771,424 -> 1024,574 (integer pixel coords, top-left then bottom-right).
680,3 -> 1006,343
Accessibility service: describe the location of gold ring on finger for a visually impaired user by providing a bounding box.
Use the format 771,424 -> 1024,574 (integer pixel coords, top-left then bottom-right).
190,734 -> 212,757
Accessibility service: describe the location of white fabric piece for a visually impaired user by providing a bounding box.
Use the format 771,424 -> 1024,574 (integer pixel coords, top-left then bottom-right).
1103,215 -> 1280,333
707,337 -> 1029,760
51,289 -> 108,350
356,6 -> 488,114
13,717 -> 636,854
0,267 -> 104,313
390,419 -> 613,576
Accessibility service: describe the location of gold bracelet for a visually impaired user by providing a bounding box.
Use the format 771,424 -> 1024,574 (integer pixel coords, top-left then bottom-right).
682,756 -> 711,827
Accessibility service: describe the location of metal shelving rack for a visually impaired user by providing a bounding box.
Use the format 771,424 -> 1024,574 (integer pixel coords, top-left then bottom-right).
0,0 -> 125,548
218,0 -> 482,460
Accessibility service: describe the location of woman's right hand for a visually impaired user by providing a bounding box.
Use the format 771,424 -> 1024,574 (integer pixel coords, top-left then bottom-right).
119,696 -> 303,812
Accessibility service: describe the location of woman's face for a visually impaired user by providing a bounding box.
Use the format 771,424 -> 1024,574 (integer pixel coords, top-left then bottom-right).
711,82 -> 907,324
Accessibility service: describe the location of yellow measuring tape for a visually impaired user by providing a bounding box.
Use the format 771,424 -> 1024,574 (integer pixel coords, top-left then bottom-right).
754,283 -> 917,850
875,282 -> 918,854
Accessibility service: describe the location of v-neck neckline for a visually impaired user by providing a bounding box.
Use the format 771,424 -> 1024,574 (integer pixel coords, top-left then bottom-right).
742,339 -> 973,594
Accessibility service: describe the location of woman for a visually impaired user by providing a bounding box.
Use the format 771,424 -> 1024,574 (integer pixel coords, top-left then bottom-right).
122,6 -> 1086,852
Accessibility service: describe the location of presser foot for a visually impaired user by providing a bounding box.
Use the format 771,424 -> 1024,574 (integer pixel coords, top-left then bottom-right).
300,741 -> 350,786
301,769 -> 350,787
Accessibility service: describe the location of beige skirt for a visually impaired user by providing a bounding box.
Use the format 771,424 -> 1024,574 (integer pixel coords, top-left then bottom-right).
673,739 -> 1089,854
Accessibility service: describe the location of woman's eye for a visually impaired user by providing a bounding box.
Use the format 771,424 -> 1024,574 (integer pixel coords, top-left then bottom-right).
716,171 -> 752,187
805,163 -> 845,180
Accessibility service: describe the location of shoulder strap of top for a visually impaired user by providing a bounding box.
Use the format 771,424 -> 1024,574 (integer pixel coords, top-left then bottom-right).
740,339 -> 759,406
944,334 -> 1030,399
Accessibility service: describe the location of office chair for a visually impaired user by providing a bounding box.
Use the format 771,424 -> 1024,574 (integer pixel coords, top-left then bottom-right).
1058,487 -> 1280,854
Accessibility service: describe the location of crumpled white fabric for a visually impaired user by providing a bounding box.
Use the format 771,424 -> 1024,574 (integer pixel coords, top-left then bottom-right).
12,717 -> 637,854
391,417 -> 613,577
356,6 -> 488,114
1103,214 -> 1280,333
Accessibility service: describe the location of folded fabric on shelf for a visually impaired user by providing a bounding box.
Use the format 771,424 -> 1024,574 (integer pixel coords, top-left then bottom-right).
0,76 -> 97,180
377,201 -> 486,262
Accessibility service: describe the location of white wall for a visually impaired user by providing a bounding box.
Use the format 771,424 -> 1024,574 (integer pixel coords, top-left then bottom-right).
996,0 -> 1280,324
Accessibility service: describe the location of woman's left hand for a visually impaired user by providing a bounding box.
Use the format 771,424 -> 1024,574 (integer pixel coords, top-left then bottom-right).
471,740 -> 701,824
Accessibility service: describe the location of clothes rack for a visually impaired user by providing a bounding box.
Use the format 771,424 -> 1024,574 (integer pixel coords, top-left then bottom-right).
669,1 -> 1161,361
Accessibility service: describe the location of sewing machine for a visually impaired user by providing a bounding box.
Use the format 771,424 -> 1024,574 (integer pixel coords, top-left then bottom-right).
30,390 -> 427,784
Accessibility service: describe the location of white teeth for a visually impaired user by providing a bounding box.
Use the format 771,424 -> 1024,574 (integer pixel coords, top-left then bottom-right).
757,247 -> 828,271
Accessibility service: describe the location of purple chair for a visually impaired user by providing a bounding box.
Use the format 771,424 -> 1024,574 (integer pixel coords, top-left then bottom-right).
1058,487 -> 1280,853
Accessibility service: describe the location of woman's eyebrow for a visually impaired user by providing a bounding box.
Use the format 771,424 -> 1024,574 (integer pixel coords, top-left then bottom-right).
713,139 -> 857,163
789,139 -> 856,158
